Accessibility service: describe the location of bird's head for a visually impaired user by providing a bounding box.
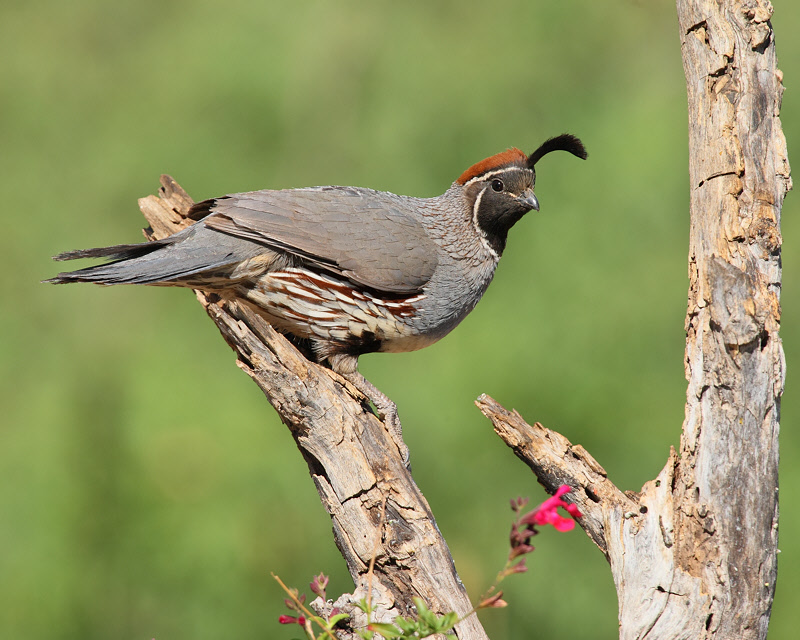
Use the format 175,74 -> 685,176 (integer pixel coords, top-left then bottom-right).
457,134 -> 587,255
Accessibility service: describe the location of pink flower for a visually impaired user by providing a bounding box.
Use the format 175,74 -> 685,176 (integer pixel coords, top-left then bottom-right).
309,573 -> 329,599
479,591 -> 508,609
508,542 -> 535,560
507,559 -> 527,574
279,615 -> 307,626
283,593 -> 305,610
521,486 -> 582,532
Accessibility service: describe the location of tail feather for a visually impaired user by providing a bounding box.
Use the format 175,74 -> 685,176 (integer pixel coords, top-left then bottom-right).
45,256 -> 196,285
45,225 -> 263,286
52,241 -> 164,262
46,237 -> 181,285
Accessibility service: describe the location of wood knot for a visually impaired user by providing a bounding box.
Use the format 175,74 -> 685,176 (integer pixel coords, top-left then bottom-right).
707,257 -> 767,350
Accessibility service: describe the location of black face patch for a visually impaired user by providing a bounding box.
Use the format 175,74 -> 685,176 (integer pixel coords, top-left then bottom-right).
467,166 -> 537,255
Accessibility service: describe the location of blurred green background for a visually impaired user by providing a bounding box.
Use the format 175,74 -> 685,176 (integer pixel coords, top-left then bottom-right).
2,1 -> 797,638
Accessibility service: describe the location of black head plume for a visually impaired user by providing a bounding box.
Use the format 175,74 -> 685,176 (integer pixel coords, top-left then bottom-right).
526,134 -> 587,168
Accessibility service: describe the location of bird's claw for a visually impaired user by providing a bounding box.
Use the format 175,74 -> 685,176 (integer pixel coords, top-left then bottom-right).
382,408 -> 410,469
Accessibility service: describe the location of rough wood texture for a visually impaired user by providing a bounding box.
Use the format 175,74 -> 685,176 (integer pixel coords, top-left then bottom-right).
137,176 -> 489,640
475,394 -> 637,558
479,2 -> 789,638
674,1 -> 787,636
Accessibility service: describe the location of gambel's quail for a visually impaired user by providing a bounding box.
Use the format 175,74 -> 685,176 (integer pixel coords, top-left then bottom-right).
48,134 -> 587,462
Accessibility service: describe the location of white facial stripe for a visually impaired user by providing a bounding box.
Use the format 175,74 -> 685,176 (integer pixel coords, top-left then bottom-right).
471,185 -> 500,261
472,185 -> 486,227
462,166 -> 534,188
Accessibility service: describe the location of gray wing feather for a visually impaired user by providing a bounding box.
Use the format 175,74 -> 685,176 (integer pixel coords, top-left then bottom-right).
202,187 -> 437,294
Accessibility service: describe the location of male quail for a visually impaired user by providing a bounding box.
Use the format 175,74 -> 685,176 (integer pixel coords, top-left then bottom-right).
48,134 -> 587,462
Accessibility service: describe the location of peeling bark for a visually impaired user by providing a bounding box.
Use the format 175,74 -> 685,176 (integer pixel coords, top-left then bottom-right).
479,2 -> 788,638
673,1 -> 787,636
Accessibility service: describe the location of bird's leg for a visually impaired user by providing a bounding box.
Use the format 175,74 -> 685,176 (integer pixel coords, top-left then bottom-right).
328,353 -> 410,466
344,369 -> 409,464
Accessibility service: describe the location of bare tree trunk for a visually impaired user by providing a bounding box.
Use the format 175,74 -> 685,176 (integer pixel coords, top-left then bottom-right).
479,1 -> 789,638
672,1 -> 787,637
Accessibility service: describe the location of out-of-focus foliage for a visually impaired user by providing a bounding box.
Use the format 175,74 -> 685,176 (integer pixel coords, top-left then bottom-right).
2,1 -> 798,638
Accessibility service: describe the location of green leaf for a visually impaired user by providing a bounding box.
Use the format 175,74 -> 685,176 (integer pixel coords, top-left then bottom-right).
355,598 -> 371,614
438,612 -> 458,631
419,611 -> 438,629
368,622 -> 404,638
393,616 -> 417,633
327,613 -> 350,627
412,597 -> 429,617
412,597 -> 437,628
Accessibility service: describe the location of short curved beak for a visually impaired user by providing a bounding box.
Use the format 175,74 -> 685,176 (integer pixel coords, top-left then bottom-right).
517,189 -> 540,212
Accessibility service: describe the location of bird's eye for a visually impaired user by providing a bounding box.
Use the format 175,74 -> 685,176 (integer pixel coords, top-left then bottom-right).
491,179 -> 504,192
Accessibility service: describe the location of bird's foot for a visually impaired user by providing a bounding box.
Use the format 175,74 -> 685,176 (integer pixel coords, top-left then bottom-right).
338,368 -> 410,468
377,402 -> 410,469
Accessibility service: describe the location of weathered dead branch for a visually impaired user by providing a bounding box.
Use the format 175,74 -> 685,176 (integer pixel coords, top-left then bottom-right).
137,176 -> 488,640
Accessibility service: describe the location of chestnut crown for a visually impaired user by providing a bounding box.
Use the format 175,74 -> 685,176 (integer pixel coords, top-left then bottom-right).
458,134 -> 587,255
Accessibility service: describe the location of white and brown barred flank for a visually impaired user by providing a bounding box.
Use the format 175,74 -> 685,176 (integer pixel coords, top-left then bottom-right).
241,267 -> 429,358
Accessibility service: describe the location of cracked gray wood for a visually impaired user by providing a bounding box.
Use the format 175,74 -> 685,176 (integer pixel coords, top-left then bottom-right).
478,1 -> 788,638
137,176 -> 488,640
